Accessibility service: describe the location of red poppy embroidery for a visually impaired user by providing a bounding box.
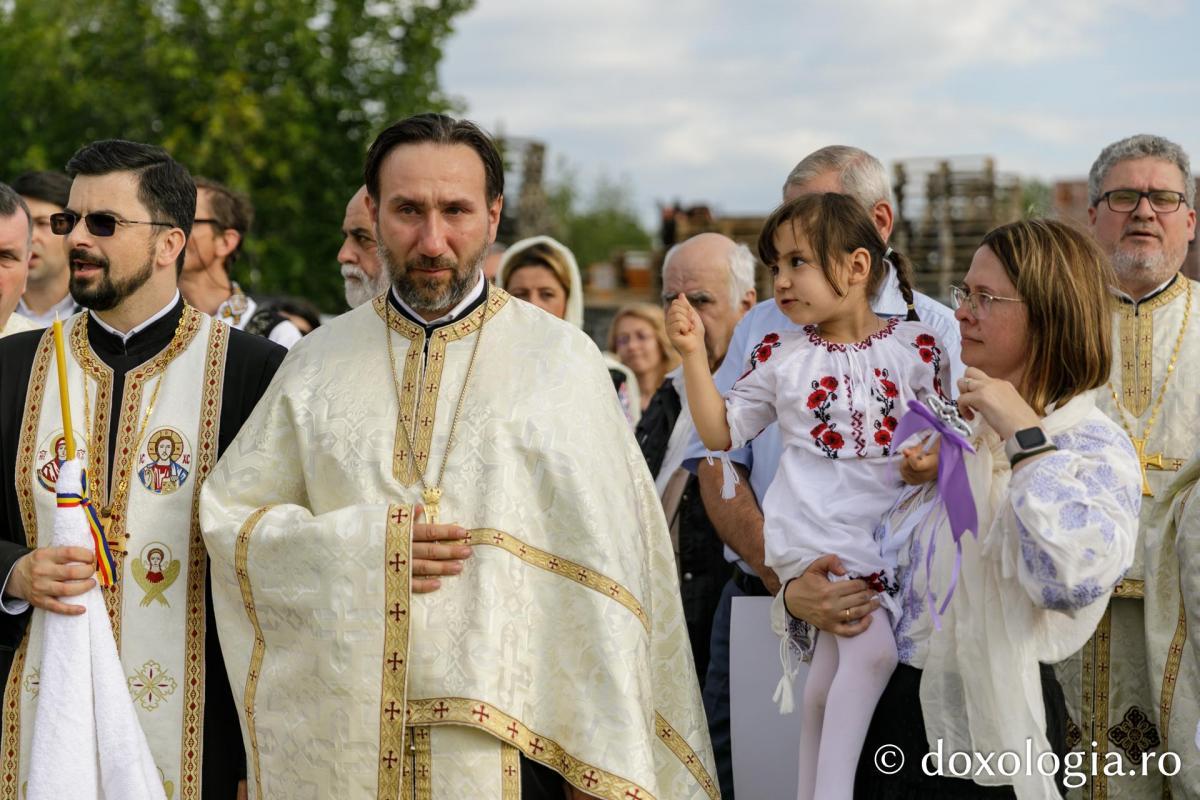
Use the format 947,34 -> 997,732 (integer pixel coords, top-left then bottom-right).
808,376 -> 843,458
867,367 -> 900,455
859,571 -> 899,595
911,332 -> 947,400
739,332 -> 784,378
821,430 -> 845,450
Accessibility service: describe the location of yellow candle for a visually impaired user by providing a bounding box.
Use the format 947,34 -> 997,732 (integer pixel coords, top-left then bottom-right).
52,317 -> 76,458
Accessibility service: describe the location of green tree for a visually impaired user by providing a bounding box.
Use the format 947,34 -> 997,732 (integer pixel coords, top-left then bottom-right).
1020,178 -> 1053,218
0,0 -> 472,310
544,161 -> 650,269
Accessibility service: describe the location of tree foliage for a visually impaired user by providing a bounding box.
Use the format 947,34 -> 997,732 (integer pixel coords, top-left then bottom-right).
0,0 -> 472,310
543,159 -> 651,270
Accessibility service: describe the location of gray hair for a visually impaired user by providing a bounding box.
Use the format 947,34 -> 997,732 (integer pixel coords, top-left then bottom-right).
662,238 -> 757,308
1089,134 -> 1194,208
783,145 -> 894,209
0,182 -> 32,252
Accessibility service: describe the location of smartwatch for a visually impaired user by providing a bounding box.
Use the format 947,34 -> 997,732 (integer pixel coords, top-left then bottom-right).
1005,426 -> 1055,466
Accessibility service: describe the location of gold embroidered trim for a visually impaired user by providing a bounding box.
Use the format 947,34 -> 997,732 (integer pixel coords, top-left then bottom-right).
235,504 -> 276,797
1115,276 -> 1188,417
1086,604 -> 1113,798
501,743 -> 521,799
15,330 -> 54,547
69,316 -> 115,533
1112,579 -> 1145,599
654,713 -> 720,800
177,319 -> 228,800
378,505 -> 413,799
1159,596 -> 1187,753
466,528 -> 650,633
412,725 -> 432,800
406,697 -> 654,800
392,333 -> 425,486
374,290 -> 510,487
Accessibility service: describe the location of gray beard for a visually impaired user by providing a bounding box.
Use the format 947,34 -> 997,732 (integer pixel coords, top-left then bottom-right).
378,241 -> 486,314
1111,243 -> 1183,290
341,264 -> 391,309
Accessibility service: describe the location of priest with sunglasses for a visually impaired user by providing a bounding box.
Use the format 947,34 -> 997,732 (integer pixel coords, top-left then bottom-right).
1053,134 -> 1200,798
0,139 -> 287,799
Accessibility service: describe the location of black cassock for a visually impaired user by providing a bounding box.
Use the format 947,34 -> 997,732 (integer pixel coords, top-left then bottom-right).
0,298 -> 285,798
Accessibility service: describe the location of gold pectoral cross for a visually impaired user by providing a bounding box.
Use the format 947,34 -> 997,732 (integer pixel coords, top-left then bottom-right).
1130,436 -> 1164,497
422,487 -> 442,524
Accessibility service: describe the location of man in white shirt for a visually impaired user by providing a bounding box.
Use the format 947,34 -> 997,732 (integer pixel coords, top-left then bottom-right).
0,183 -> 35,339
12,172 -> 77,327
684,144 -> 962,799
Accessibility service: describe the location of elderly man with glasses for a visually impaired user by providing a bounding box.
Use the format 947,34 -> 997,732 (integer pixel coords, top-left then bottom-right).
1054,134 -> 1200,798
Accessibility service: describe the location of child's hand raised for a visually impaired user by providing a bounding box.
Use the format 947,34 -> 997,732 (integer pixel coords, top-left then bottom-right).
666,294 -> 706,357
900,436 -> 940,485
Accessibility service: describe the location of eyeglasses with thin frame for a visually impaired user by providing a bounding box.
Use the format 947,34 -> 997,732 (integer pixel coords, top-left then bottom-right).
1096,189 -> 1188,214
949,285 -> 1024,318
49,211 -> 175,238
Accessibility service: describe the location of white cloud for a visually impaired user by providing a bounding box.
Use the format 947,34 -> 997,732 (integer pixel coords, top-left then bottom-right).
441,1 -> 1200,224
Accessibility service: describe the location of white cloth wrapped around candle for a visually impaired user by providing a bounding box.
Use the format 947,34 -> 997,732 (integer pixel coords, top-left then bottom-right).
27,458 -> 164,800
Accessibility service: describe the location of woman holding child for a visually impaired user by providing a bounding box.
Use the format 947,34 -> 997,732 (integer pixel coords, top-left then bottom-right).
778,218 -> 1141,798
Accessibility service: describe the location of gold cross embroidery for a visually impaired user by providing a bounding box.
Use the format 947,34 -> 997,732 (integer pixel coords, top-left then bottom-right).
1130,436 -> 1164,497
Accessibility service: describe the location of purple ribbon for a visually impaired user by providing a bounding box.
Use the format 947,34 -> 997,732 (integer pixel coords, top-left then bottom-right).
892,398 -> 978,628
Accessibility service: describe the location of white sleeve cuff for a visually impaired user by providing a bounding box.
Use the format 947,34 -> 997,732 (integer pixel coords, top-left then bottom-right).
0,563 -> 30,615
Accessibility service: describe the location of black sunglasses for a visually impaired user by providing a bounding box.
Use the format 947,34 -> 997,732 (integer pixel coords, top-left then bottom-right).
50,211 -> 175,238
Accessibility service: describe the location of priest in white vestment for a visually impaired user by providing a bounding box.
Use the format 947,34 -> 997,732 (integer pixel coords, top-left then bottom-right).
200,113 -> 717,800
1054,134 -> 1200,797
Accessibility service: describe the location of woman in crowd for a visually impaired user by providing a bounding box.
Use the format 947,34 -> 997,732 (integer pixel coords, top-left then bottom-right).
499,235 -> 642,423
609,302 -> 678,415
783,218 -> 1141,798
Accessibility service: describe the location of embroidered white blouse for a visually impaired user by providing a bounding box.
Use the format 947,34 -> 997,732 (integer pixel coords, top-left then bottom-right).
721,318 -> 949,583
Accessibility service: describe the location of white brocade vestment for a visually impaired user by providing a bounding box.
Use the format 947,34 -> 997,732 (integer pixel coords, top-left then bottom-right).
3,308 -> 228,800
1056,276 -> 1200,798
200,288 -> 718,800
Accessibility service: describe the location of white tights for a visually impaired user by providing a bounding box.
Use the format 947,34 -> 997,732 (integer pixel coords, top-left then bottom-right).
795,607 -> 897,800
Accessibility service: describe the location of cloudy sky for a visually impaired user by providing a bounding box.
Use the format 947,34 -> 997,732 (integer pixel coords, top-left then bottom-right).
440,1 -> 1198,225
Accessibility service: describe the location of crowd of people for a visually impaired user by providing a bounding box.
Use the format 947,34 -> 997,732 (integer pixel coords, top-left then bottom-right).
0,117 -> 1195,800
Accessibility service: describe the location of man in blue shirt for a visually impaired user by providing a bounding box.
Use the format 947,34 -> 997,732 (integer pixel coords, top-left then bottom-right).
684,145 -> 962,798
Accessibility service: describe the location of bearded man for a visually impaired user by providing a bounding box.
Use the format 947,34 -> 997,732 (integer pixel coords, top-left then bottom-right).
201,113 -> 717,799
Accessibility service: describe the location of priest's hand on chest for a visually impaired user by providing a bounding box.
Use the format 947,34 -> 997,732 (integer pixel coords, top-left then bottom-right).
5,546 -> 97,615
411,505 -> 473,594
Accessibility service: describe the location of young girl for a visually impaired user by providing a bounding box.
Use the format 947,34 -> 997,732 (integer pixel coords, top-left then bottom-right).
667,193 -> 950,800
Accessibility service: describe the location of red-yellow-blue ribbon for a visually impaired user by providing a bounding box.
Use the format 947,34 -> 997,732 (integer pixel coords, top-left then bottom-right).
55,470 -> 118,586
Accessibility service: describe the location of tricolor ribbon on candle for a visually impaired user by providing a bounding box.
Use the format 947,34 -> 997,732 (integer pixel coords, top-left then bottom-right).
50,314 -> 118,585
891,395 -> 978,630
55,472 -> 118,587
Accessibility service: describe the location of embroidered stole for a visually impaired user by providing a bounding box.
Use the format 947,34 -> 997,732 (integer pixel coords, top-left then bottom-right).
2,309 -> 227,800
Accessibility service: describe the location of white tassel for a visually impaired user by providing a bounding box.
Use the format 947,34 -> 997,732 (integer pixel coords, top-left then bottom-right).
774,633 -> 798,714
719,453 -> 740,500
773,673 -> 795,715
